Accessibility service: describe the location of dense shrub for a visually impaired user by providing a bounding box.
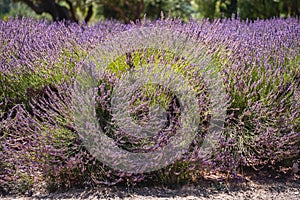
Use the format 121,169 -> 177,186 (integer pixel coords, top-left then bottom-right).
0,17 -> 299,194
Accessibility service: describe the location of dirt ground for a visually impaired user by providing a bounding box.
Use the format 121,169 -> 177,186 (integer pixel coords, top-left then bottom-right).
1,169 -> 299,200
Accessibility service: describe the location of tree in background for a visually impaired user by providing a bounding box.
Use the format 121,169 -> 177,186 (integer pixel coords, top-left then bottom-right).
4,0 -> 194,23
0,0 -> 10,17
1,0 -> 300,22
194,0 -> 217,18
277,0 -> 299,17
238,0 -> 280,19
238,0 -> 299,19
98,0 -> 194,23
195,0 -> 299,20
97,0 -> 145,23
220,0 -> 237,18
195,0 -> 237,18
11,0 -> 93,22
1,0 -> 52,19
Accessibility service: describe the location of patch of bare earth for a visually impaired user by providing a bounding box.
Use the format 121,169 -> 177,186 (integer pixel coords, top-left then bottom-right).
1,169 -> 299,200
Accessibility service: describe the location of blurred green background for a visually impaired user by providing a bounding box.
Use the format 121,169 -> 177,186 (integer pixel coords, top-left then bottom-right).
0,0 -> 299,23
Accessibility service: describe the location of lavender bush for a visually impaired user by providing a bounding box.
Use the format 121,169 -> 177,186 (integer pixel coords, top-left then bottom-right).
0,17 -> 299,194
0,17 -> 129,193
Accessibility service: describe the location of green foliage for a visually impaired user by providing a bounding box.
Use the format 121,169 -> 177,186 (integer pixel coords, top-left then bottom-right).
2,0 -> 299,22
97,0 -> 195,23
0,0 -> 10,18
238,0 -> 280,19
195,0 -> 238,18
195,0 -> 300,19
0,48 -> 83,107
0,0 -> 51,20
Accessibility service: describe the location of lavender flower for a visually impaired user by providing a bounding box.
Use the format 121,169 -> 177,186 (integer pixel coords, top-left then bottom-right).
0,17 -> 299,193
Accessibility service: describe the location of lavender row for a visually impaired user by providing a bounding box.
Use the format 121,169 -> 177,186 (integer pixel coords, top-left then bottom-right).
0,17 -> 299,194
